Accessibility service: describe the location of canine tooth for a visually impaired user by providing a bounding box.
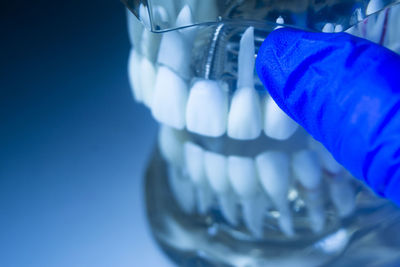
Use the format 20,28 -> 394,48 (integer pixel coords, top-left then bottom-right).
186,80 -> 228,137
237,27 -> 255,89
140,57 -> 157,107
128,49 -> 143,102
329,175 -> 356,217
204,151 -> 230,194
264,96 -> 298,140
168,167 -> 195,214
228,87 -> 262,140
308,138 -> 343,174
256,151 -> 290,206
241,193 -> 270,238
152,66 -> 188,129
218,192 -> 239,226
196,181 -> 214,214
322,23 -> 334,33
228,156 -> 259,198
158,125 -> 186,167
292,150 -> 322,190
184,142 -> 206,185
304,190 -> 325,233
157,30 -> 192,80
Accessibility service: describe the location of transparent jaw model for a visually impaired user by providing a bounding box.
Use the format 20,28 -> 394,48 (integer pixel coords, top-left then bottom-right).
126,1 -> 400,266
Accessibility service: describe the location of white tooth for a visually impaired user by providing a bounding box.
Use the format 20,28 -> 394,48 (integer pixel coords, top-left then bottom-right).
126,9 -> 143,48
176,5 -> 197,42
168,167 -> 195,214
139,4 -> 151,28
237,27 -> 255,89
263,96 -> 298,140
151,66 -> 188,129
204,151 -> 230,194
334,24 -> 343,33
276,16 -> 284,25
157,30 -> 192,80
228,27 -> 262,140
304,190 -> 325,233
292,150 -> 322,190
196,181 -> 214,214
186,80 -> 228,137
329,174 -> 356,217
218,192 -> 239,226
228,87 -> 262,140
386,5 -> 400,54
308,138 -> 343,174
278,205 -> 295,237
158,125 -> 186,167
140,57 -> 157,107
366,0 -> 384,15
228,156 -> 259,198
128,49 -> 143,102
366,8 -> 387,43
256,151 -> 290,206
139,14 -> 161,62
241,193 -> 270,238
184,142 -> 205,185
153,5 -> 170,27
322,23 -> 334,33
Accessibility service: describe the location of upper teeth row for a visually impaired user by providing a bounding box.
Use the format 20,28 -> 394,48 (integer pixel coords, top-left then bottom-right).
128,5 -> 297,141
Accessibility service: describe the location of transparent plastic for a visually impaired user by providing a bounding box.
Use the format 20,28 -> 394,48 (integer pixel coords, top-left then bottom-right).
125,1 -> 400,266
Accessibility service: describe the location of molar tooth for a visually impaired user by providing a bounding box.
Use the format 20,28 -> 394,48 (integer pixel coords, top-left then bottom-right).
263,96 -> 298,140
227,27 -> 262,140
158,125 -> 186,167
151,66 -> 188,129
186,80 -> 228,137
204,151 -> 230,194
168,167 -> 195,214
329,174 -> 356,217
228,156 -> 259,198
292,150 -> 322,190
218,192 -> 239,226
128,49 -> 143,102
322,23 -> 334,33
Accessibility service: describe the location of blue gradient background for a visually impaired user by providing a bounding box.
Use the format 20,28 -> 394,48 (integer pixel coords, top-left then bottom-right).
0,1 -> 171,266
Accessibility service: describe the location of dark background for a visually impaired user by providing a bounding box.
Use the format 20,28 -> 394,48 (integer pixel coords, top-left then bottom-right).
0,1 -> 171,266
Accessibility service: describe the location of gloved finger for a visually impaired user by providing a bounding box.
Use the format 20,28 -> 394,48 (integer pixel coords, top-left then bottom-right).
256,28 -> 400,206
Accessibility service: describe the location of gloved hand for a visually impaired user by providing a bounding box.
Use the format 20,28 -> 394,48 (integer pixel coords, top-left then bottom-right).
256,28 -> 400,206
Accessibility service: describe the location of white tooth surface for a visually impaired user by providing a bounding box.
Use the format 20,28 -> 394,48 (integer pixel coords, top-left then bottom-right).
329,175 -> 356,217
366,0 -> 384,15
204,151 -> 230,194
292,150 -> 322,190
186,80 -> 228,137
322,23 -> 334,33
304,190 -> 325,233
365,8 -> 387,43
140,26 -> 161,63
218,192 -> 238,226
228,156 -> 259,198
276,16 -> 284,25
153,5 -> 170,27
176,5 -> 197,43
256,151 -> 290,206
184,142 -> 206,185
228,87 -> 262,140
334,24 -> 343,33
140,57 -> 157,107
237,27 -> 255,89
278,205 -> 294,237
157,30 -> 191,80
196,181 -> 214,214
263,96 -> 298,140
158,125 -> 186,167
308,138 -> 343,174
152,66 -> 188,129
128,49 -> 143,102
168,167 -> 195,214
126,9 -> 143,48
386,5 -> 400,53
241,193 -> 270,238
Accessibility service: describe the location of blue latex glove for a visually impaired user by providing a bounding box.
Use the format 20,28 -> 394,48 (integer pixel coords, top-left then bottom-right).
256,28 -> 400,206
